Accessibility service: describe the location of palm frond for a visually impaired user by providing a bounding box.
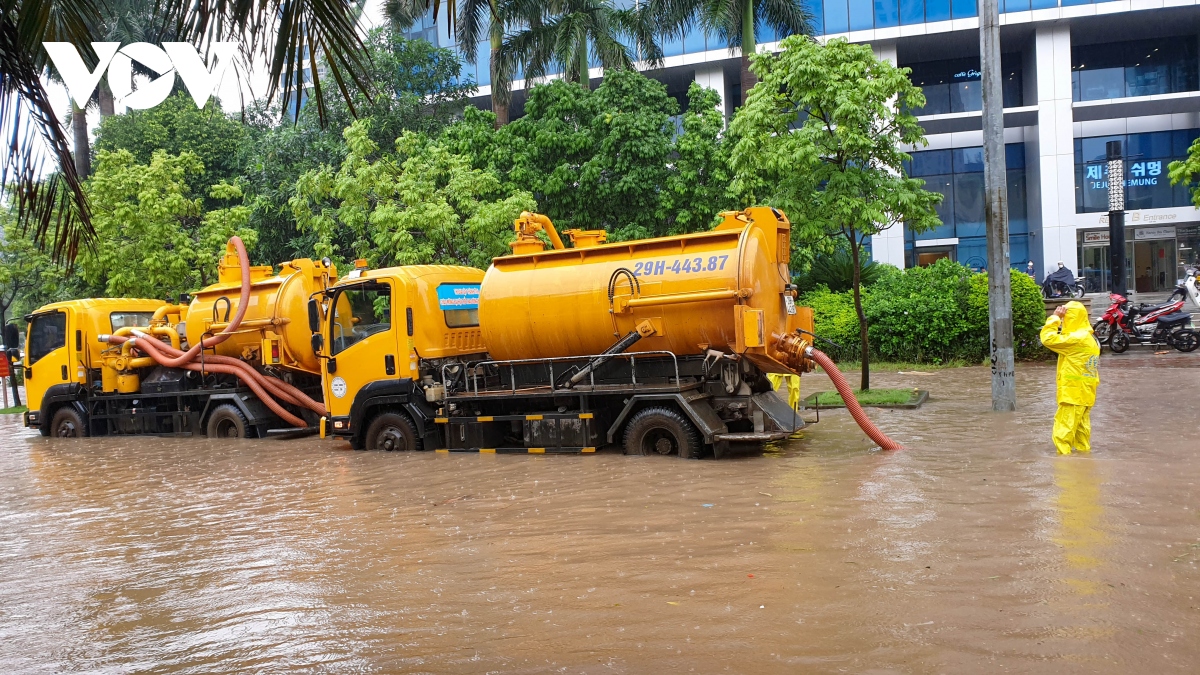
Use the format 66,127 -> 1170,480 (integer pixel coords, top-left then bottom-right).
2,0 -> 96,261
757,0 -> 815,39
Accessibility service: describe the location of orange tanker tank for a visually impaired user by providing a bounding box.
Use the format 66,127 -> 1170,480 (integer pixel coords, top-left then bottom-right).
478,208 -> 815,375
184,243 -> 337,375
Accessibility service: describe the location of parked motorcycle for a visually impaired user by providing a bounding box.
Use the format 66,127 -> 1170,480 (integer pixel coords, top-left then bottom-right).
1042,265 -> 1085,299
1170,267 -> 1200,305
1092,292 -> 1198,353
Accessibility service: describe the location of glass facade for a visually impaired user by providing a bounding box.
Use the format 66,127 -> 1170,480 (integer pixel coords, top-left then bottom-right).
810,0 -> 1120,35
1072,38 -> 1199,101
903,144 -> 1029,269
905,54 -> 1023,115
1074,130 -> 1200,213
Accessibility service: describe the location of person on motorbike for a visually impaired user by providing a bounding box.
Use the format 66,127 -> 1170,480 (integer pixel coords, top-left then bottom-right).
1040,301 -> 1100,455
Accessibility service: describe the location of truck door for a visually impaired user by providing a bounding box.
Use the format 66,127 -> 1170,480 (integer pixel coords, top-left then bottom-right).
322,280 -> 402,419
24,310 -> 70,412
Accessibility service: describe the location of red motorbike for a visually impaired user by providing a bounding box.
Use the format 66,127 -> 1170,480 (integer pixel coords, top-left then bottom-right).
1093,292 -> 1198,353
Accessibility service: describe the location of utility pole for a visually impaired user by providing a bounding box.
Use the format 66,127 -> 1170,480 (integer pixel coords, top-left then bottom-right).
979,0 -> 1016,411
1107,141 -> 1127,294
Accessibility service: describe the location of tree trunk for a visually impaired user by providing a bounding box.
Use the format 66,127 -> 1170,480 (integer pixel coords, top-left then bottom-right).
71,102 -> 91,179
850,233 -> 870,392
98,82 -> 115,117
577,41 -> 590,89
490,37 -> 509,127
739,0 -> 756,106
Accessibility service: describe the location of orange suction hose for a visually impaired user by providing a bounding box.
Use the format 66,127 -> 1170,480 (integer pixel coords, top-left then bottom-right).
128,331 -> 326,416
121,335 -> 307,428
147,236 -> 253,368
808,347 -> 904,451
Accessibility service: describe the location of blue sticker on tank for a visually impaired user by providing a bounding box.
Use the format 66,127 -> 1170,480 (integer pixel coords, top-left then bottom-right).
437,284 -> 481,309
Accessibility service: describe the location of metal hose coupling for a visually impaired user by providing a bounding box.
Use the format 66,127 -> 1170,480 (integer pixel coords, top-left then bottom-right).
772,331 -> 816,373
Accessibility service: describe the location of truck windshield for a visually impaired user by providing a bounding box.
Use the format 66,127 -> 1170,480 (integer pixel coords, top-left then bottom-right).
27,311 -> 66,363
110,311 -> 155,330
330,282 -> 391,355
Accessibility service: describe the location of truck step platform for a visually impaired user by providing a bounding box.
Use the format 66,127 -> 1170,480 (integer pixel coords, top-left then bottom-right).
434,447 -> 597,454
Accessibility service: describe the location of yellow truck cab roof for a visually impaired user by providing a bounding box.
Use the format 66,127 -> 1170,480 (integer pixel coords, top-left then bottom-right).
29,297 -> 166,316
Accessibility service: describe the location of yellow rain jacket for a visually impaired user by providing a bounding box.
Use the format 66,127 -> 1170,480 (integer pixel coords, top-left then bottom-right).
1039,302 -> 1100,406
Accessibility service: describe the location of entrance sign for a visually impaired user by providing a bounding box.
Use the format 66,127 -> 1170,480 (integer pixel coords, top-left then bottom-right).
43,42 -> 236,110
1134,226 -> 1176,240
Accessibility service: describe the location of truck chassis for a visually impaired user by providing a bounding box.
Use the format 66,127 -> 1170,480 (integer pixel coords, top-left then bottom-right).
337,352 -> 804,458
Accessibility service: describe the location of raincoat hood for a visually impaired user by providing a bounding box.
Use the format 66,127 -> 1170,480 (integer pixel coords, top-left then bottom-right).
1061,301 -> 1091,334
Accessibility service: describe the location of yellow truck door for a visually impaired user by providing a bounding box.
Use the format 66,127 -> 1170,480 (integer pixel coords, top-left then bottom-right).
322,279 -> 403,419
24,309 -> 72,412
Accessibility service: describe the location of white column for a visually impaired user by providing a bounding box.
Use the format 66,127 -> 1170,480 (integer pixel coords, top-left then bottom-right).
1033,23 -> 1076,277
693,65 -> 727,121
869,40 -> 906,267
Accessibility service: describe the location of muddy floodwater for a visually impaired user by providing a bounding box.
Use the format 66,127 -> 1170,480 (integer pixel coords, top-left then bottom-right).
2,355 -> 1200,673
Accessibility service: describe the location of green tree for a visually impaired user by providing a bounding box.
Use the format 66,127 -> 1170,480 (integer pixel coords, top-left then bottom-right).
80,149 -> 256,298
0,220 -> 66,329
502,0 -> 663,92
1168,138 -> 1200,206
243,28 -> 473,265
3,0 -> 372,260
731,37 -> 942,390
443,70 -> 733,240
650,0 -> 814,106
288,120 -> 535,269
663,82 -> 735,234
95,92 -> 248,187
433,0 -> 529,126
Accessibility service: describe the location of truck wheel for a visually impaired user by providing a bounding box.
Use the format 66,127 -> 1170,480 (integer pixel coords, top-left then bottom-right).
623,407 -> 701,459
50,407 -> 88,438
365,412 -> 421,452
206,404 -> 249,438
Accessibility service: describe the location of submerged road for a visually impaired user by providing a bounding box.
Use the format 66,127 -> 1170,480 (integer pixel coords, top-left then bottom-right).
1,353 -> 1198,673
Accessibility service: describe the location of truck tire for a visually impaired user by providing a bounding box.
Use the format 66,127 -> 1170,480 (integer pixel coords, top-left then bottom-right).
206,404 -> 249,438
50,407 -> 88,438
623,407 -> 702,459
364,412 -> 421,452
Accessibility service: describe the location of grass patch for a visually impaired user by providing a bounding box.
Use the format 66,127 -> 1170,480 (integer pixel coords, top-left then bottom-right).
0,405 -> 28,415
811,389 -> 915,407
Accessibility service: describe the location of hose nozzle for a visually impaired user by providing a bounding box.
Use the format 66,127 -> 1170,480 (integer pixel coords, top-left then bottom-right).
772,331 -> 816,373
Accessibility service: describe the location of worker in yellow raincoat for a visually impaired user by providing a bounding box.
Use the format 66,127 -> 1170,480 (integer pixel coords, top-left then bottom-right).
767,373 -> 801,411
1039,301 -> 1100,455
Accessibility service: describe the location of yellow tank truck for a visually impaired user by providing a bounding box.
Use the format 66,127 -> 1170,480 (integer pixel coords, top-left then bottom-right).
316,208 -> 820,458
22,242 -> 341,438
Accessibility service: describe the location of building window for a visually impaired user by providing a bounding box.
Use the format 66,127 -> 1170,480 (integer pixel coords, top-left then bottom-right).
1072,38 -> 1199,101
904,143 -> 1029,269
905,54 -> 1023,116
1074,129 -> 1200,213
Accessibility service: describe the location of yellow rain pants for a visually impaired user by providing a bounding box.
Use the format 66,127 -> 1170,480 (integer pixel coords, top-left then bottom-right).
767,373 -> 801,410
1053,403 -> 1092,455
1040,301 -> 1100,455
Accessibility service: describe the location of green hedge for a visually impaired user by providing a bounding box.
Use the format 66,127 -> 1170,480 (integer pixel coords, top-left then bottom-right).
799,259 -> 1049,364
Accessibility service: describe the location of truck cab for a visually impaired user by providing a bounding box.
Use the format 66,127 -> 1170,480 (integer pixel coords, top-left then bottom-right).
23,298 -> 169,435
316,263 -> 487,448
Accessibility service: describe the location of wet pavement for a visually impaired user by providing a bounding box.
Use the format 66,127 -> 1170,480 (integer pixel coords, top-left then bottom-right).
2,353 -> 1199,673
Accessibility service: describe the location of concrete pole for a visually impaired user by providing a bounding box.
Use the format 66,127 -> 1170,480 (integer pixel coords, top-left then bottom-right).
979,0 -> 1016,411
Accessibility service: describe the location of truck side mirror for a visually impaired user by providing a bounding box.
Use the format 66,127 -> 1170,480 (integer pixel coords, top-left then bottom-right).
307,299 -> 320,333
2,323 -> 18,349
311,333 -> 324,355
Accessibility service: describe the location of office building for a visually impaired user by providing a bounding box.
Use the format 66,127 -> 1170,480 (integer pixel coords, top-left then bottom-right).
406,0 -> 1200,292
